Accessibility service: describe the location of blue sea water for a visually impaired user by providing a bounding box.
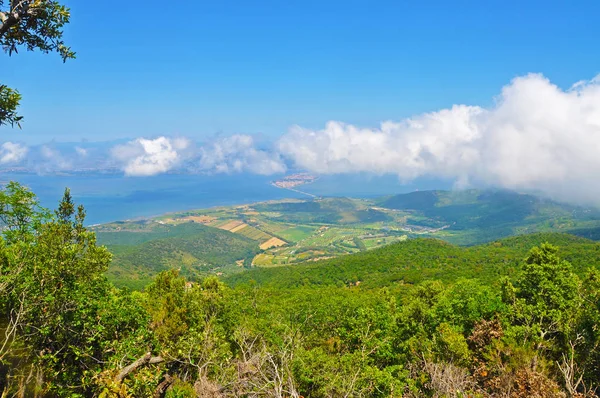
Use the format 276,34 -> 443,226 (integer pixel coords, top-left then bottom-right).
0,173 -> 451,225
302,174 -> 451,197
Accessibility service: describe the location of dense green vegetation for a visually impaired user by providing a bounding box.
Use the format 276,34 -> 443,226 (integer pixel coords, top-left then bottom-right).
378,189 -> 600,245
3,182 -> 600,397
93,190 -> 600,282
226,233 -> 600,289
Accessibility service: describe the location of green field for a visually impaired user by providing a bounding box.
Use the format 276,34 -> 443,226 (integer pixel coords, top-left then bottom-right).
235,224 -> 272,242
278,225 -> 317,242
91,189 -> 600,286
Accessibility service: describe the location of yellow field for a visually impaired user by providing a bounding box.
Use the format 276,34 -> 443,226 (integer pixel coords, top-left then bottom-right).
180,215 -> 216,224
259,237 -> 287,250
230,223 -> 248,233
252,253 -> 286,267
218,220 -> 245,231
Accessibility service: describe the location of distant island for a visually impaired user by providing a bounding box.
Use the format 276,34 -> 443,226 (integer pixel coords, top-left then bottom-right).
271,173 -> 318,189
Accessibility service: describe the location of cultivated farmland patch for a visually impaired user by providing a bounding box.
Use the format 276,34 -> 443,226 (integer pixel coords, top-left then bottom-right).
230,223 -> 249,233
260,237 -> 287,250
218,220 -> 245,231
180,215 -> 216,224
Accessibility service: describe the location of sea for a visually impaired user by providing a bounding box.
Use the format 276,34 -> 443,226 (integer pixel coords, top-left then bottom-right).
0,172 -> 450,225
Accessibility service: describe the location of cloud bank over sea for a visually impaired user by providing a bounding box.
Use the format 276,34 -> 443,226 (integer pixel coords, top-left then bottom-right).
3,73 -> 600,205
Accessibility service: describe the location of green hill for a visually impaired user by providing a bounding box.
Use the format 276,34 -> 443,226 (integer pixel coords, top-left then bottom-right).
95,220 -> 214,245
378,190 -> 541,230
98,222 -> 259,289
93,190 -> 600,289
378,190 -> 600,244
225,232 -> 600,289
252,197 -> 391,224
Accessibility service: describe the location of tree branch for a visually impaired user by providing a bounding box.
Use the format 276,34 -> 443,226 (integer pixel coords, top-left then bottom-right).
114,352 -> 165,383
0,11 -> 20,37
153,374 -> 174,398
0,0 -> 39,38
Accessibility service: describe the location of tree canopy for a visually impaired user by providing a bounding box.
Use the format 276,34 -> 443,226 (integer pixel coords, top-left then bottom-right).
0,182 -> 599,396
0,0 -> 74,127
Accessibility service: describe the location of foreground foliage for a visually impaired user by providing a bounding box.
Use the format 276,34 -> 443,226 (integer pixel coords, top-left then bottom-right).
1,182 -> 600,397
1,0 -> 75,127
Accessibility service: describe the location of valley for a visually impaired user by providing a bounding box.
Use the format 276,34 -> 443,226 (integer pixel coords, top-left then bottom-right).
92,189 -> 600,288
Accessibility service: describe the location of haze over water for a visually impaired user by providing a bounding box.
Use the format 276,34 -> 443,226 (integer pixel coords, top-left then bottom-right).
1,173 -> 450,225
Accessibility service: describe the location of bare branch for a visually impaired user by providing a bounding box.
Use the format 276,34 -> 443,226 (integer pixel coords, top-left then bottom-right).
114,352 -> 165,383
153,374 -> 174,398
0,0 -> 28,37
0,12 -> 18,37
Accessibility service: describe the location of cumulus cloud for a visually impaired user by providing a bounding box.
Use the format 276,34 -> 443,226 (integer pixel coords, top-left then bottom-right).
111,136 -> 191,176
279,105 -> 482,180
277,73 -> 600,205
197,135 -> 286,175
108,135 -> 285,176
8,73 -> 600,206
0,142 -> 28,164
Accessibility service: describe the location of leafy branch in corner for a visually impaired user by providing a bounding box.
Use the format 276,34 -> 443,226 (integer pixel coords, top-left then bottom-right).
0,0 -> 75,127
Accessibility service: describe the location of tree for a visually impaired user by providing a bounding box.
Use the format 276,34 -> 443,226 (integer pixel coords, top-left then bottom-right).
501,242 -> 582,385
514,243 -> 580,344
0,183 -> 117,395
0,0 -> 75,127
0,181 -> 49,243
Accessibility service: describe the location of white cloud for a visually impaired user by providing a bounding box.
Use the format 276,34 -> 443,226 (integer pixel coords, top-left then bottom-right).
75,146 -> 88,157
277,73 -> 600,205
0,142 -> 28,164
111,136 -> 191,176
197,135 -> 286,175
38,145 -> 72,171
279,105 -> 482,180
10,73 -> 600,206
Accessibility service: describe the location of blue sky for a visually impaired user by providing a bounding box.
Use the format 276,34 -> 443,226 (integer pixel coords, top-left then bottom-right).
2,0 -> 600,144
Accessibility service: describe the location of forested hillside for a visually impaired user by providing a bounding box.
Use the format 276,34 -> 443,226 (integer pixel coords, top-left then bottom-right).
226,232 -> 600,288
2,182 -> 600,397
378,190 -> 600,244
97,222 -> 258,289
4,0 -> 600,396
87,189 -> 600,284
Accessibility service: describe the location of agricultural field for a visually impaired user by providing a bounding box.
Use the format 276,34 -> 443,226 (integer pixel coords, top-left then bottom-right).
94,196 -> 418,273
278,225 -> 317,241
93,189 -> 600,284
259,237 -> 287,250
